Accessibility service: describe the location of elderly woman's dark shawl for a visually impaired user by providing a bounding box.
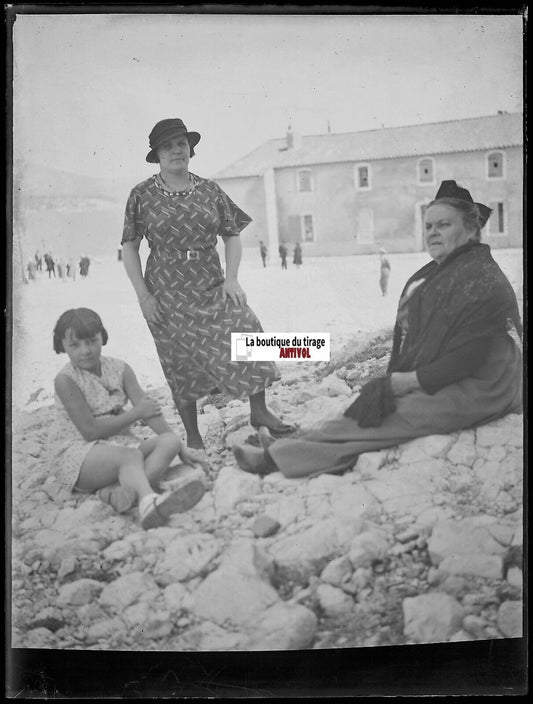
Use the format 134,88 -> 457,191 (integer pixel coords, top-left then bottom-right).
388,241 -> 522,375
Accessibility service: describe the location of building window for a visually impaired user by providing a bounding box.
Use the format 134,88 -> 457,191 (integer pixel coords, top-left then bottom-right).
488,201 -> 505,234
356,208 -> 374,243
355,164 -> 371,190
298,169 -> 313,192
417,157 -> 435,185
486,151 -> 505,179
302,214 -> 314,242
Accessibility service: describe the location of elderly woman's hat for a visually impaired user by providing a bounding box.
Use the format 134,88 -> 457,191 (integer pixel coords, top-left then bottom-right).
146,118 -> 201,163
435,180 -> 492,228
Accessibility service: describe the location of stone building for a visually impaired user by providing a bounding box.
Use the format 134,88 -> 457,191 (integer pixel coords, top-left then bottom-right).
212,112 -> 523,256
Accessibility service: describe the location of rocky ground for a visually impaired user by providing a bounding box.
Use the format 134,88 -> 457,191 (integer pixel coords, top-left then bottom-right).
10,331 -> 523,652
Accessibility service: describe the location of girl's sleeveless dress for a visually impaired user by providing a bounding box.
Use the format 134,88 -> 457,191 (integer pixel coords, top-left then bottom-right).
48,356 -> 141,492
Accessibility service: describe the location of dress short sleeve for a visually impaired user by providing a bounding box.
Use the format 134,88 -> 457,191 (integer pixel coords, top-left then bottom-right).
121,188 -> 147,244
213,182 -> 252,237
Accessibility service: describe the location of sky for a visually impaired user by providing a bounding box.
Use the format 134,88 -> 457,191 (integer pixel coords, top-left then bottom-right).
12,11 -> 524,182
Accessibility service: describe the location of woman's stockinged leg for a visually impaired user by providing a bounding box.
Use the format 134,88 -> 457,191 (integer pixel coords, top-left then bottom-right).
249,389 -> 293,432
139,433 -> 182,485
176,400 -> 204,449
75,444 -> 153,499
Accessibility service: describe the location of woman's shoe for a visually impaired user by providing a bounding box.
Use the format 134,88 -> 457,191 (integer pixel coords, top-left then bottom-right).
97,484 -> 137,514
232,444 -> 277,477
250,421 -> 295,436
139,480 -> 205,530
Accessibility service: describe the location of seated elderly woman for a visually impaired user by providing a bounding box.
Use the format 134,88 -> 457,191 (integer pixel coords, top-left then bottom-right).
232,180 -> 523,479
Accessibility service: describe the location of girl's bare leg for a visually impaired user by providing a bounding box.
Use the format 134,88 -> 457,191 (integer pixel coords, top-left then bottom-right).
75,444 -> 153,500
139,432 -> 182,485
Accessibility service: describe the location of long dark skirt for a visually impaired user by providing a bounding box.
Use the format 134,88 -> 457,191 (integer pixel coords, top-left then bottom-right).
268,335 -> 522,478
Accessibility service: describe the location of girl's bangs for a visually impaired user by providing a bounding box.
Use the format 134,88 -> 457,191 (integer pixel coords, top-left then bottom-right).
67,312 -> 103,340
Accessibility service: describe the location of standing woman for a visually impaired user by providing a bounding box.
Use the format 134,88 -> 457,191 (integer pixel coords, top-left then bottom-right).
121,119 -> 292,449
293,242 -> 303,269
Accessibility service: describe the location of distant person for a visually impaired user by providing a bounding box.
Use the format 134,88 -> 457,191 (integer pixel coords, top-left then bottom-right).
259,240 -> 268,268
27,260 -> 37,281
66,257 -> 76,281
232,180 -> 522,479
118,248 -> 123,262
45,252 -> 56,278
379,248 -> 391,296
57,257 -> 66,280
35,251 -> 42,272
293,242 -> 303,269
121,117 -> 291,449
49,307 -> 207,529
279,243 -> 288,270
79,255 -> 91,278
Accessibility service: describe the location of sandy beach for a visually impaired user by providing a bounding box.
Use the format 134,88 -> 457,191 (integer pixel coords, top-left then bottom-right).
11,247 -> 523,414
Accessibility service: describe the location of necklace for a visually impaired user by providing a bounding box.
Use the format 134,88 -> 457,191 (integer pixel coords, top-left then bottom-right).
159,173 -> 193,195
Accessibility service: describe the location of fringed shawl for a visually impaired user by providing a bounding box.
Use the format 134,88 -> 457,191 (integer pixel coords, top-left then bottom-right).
388,242 -> 522,374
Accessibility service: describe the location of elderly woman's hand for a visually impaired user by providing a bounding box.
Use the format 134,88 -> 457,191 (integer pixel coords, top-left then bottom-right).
222,278 -> 247,308
139,293 -> 165,325
389,372 -> 421,397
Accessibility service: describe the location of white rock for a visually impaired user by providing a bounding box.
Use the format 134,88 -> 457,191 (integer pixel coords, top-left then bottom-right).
497,600 -> 522,638
269,518 -> 361,584
330,483 -> 381,522
476,423 -> 511,448
427,519 -> 507,566
446,432 -> 477,467
156,533 -> 221,581
213,466 -> 261,515
316,584 -> 354,617
506,567 -> 522,589
224,425 -> 257,448
164,583 -> 188,612
102,540 -> 135,562
86,617 -> 126,644
439,554 -> 503,579
403,593 -> 464,643
183,621 -> 244,651
355,451 -> 388,477
123,602 -> 173,640
99,572 -> 159,609
316,374 -> 351,397
245,602 -> 317,650
307,473 -> 343,495
25,627 -> 56,647
220,539 -> 274,581
349,530 -> 389,568
320,555 -> 353,586
297,397 -> 347,430
190,566 -> 279,627
57,578 -> 103,606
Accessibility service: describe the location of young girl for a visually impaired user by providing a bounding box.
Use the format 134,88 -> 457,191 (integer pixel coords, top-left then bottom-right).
50,308 -> 207,530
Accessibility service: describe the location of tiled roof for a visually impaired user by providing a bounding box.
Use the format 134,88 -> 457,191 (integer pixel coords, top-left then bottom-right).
213,112 -> 523,179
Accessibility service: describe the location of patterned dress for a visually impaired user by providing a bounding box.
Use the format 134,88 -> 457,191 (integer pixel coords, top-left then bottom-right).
49,357 -> 141,492
121,173 -> 279,404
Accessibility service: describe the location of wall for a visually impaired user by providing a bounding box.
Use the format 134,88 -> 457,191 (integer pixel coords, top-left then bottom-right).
213,145 -> 523,256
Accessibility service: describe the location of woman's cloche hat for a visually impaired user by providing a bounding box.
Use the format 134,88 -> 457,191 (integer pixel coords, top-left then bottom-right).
146,118 -> 201,163
434,180 -> 492,228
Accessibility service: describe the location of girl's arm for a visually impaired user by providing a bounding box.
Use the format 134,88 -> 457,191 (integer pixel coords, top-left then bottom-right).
54,373 -> 158,442
122,239 -> 165,325
221,235 -> 247,308
123,364 -> 208,471
122,363 -> 174,435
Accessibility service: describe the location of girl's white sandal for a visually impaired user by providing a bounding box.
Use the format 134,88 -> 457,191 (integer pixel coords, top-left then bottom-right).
139,480 -> 205,530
